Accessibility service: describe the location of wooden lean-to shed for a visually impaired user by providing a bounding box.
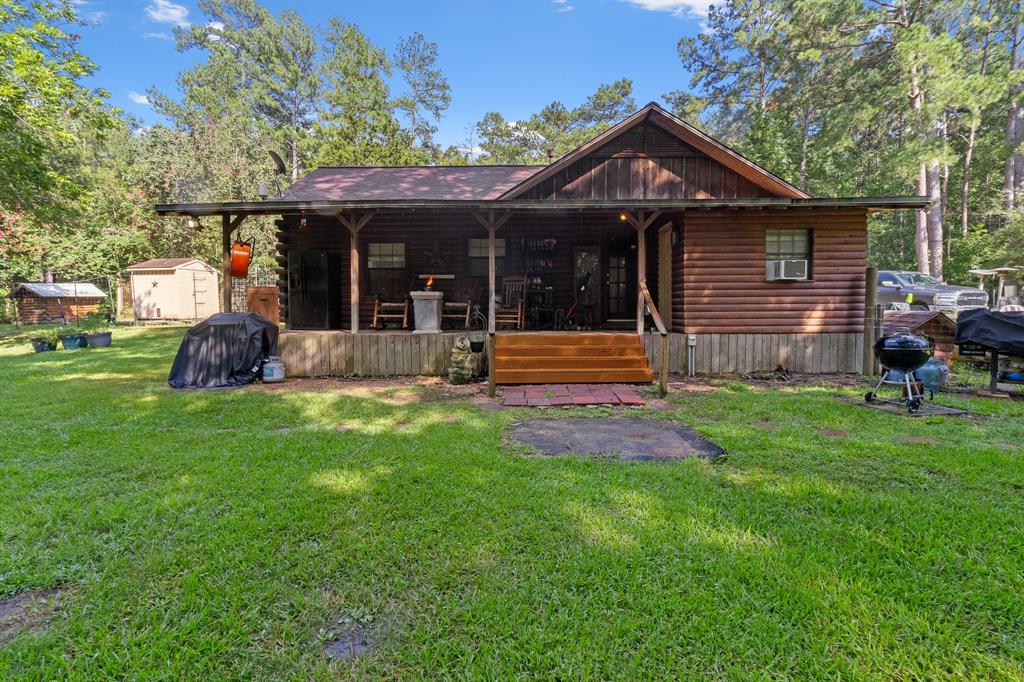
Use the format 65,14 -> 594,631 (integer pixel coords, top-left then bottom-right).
127,258 -> 220,321
10,283 -> 107,325
883,310 -> 957,359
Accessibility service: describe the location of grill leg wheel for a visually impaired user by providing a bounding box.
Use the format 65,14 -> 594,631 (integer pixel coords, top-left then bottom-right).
865,391 -> 876,403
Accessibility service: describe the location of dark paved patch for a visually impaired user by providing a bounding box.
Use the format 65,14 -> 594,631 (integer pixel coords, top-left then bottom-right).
858,401 -> 969,417
0,588 -> 66,645
508,417 -> 723,461
502,384 -> 644,407
324,629 -> 374,661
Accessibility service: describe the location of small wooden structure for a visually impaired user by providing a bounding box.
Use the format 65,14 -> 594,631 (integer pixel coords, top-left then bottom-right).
246,286 -> 280,324
883,310 -> 957,359
9,283 -> 106,325
126,258 -> 219,321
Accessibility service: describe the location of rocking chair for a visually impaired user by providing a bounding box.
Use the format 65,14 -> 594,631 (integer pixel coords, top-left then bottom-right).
442,280 -> 479,330
494,276 -> 525,330
372,281 -> 409,329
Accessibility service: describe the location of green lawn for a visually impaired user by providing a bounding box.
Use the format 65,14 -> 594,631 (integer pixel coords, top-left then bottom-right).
1,328 -> 1023,679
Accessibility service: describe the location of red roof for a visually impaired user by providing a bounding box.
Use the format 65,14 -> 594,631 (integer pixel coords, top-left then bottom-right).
277,165 -> 544,202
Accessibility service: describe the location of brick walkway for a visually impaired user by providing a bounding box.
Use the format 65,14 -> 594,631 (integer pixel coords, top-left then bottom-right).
501,384 -> 645,407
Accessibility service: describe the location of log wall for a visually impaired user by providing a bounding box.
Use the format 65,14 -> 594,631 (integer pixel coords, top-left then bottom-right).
14,294 -> 103,325
680,209 -> 868,334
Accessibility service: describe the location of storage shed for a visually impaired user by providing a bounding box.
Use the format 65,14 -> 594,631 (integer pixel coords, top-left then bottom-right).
127,258 -> 220,321
883,310 -> 957,359
10,283 -> 107,325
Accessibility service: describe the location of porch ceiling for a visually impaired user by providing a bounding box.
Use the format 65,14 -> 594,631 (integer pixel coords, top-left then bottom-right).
155,196 -> 931,218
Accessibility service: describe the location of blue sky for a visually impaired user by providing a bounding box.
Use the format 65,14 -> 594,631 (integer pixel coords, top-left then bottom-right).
73,0 -> 711,148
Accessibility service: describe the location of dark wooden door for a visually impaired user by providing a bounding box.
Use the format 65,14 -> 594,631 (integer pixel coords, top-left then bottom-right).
288,250 -> 329,329
605,237 -> 636,321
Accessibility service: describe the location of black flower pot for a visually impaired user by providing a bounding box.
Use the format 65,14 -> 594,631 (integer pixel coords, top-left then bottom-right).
30,338 -> 57,352
85,331 -> 112,348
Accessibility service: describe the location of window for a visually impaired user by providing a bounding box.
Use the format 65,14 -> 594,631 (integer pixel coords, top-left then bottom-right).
367,242 -> 406,296
765,229 -> 811,281
467,238 -> 505,278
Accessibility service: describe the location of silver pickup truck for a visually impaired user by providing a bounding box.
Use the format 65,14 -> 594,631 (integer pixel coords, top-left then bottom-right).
877,271 -> 989,317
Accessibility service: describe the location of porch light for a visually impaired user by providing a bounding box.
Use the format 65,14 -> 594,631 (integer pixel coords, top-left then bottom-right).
618,213 -> 628,222
300,217 -> 307,229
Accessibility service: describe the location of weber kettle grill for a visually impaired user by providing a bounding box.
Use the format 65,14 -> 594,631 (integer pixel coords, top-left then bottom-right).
865,330 -> 933,413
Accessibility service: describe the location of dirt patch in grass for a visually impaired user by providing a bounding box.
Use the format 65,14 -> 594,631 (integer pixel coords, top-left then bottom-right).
324,628 -> 375,661
253,376 -> 487,402
750,421 -> 779,431
819,430 -> 849,439
0,587 -> 68,645
509,417 -> 724,461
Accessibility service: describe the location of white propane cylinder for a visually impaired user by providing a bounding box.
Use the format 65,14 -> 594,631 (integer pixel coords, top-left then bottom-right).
263,356 -> 286,383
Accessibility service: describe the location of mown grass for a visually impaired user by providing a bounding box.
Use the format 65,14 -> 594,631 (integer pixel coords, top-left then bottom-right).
1,327 -> 1023,679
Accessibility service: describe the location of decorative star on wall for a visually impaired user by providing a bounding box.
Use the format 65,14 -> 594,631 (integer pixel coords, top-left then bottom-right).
152,281 -> 159,288
421,241 -> 450,272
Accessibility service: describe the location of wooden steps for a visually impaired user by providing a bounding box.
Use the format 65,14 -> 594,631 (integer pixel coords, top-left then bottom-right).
494,333 -> 654,384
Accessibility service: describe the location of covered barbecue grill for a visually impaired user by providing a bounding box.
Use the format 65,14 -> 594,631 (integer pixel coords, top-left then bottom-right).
168,312 -> 279,389
954,308 -> 1024,392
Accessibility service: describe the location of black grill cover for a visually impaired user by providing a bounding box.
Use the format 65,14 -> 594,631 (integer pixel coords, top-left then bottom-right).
168,312 -> 279,389
954,308 -> 1024,358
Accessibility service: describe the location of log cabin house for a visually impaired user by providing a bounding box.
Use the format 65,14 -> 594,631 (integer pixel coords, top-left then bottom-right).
156,103 -> 928,394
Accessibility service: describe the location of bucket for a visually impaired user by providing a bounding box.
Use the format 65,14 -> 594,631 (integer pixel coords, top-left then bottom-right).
59,334 -> 87,350
85,331 -> 113,348
230,240 -> 253,279
263,356 -> 286,383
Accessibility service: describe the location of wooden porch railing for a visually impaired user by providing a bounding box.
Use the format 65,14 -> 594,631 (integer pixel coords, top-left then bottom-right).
639,280 -> 669,397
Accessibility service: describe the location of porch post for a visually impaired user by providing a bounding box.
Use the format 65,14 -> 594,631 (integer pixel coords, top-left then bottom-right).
222,214 -> 232,313
636,210 -> 647,334
336,210 -> 376,334
221,214 -> 247,313
472,210 -> 513,398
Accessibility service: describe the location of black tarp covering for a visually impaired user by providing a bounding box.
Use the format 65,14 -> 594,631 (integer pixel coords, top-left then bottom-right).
168,312 -> 279,388
954,308 -> 1024,358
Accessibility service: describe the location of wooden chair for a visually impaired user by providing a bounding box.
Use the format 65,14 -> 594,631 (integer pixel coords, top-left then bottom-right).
494,276 -> 525,330
372,298 -> 409,329
442,280 -> 478,330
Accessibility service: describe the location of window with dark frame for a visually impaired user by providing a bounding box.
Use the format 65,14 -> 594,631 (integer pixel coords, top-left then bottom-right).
467,238 -> 505,278
765,229 -> 811,280
367,242 -> 406,297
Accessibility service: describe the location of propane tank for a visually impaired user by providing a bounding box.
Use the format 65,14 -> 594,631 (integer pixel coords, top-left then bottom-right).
262,356 -> 286,383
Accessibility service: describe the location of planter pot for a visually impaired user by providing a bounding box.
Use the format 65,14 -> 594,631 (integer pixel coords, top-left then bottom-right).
30,338 -> 57,353
85,331 -> 112,348
469,340 -> 485,353
59,334 -> 87,350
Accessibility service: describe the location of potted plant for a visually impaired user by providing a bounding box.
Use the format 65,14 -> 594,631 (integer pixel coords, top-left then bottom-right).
59,326 -> 88,350
30,328 -> 61,353
82,313 -> 113,348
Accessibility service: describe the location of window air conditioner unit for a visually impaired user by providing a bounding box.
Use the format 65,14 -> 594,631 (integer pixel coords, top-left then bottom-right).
767,259 -> 808,281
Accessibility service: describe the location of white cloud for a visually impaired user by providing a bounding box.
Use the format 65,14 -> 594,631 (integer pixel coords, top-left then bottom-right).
146,0 -> 190,27
624,0 -> 715,19
553,0 -> 574,11
141,31 -> 173,40
128,91 -> 151,106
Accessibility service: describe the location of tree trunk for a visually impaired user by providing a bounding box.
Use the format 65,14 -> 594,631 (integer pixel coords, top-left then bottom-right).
927,158 -> 944,279
916,162 -> 930,274
962,122 -> 977,236
1006,13 -> 1023,210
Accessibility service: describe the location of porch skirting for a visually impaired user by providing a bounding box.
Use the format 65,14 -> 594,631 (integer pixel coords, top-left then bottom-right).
644,332 -> 865,375
279,330 -> 864,378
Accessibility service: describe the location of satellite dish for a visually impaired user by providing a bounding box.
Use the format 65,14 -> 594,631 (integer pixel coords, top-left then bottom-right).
268,150 -> 287,175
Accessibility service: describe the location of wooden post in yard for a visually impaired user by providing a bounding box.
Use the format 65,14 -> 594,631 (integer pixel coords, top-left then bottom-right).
863,266 -> 877,375
335,211 -> 376,334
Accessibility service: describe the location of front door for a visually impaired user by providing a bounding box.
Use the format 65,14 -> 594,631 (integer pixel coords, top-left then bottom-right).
288,250 -> 329,329
572,246 -> 601,325
605,237 -> 636,323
